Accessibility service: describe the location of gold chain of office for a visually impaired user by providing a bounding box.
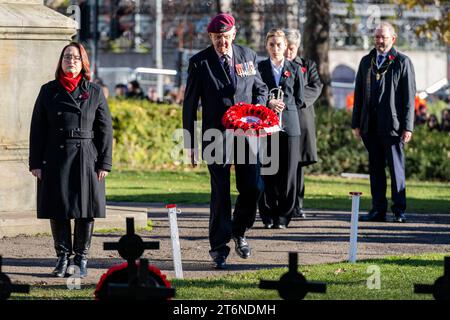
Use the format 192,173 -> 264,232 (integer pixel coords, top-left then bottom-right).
370,57 -> 394,81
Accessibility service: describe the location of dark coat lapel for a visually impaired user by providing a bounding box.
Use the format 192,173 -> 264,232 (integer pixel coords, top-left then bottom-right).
78,79 -> 90,109
260,58 -> 277,89
206,45 -> 232,86
278,60 -> 289,90
55,80 -> 81,110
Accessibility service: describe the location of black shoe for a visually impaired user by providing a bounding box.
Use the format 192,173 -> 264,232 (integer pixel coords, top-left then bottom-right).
264,223 -> 273,229
293,209 -> 306,218
50,219 -> 72,277
359,210 -> 387,222
73,255 -> 88,278
273,224 -> 287,229
393,212 -> 407,223
232,236 -> 251,259
73,219 -> 94,278
52,255 -> 70,278
213,256 -> 227,270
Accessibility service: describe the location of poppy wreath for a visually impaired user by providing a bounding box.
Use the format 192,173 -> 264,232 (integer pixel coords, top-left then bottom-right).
94,261 -> 172,300
221,102 -> 280,136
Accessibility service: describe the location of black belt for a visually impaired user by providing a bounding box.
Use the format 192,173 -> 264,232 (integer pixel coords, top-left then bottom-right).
64,129 -> 94,139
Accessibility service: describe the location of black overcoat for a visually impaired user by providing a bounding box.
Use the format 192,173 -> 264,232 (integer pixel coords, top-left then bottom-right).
351,47 -> 416,136
293,57 -> 323,165
29,79 -> 113,219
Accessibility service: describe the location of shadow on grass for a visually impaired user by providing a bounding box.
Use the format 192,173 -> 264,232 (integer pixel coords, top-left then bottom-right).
107,193 -> 450,214
358,258 -> 446,268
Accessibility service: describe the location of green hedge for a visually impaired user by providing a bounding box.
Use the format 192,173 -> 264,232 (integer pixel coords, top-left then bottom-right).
109,99 -> 183,169
109,99 -> 450,180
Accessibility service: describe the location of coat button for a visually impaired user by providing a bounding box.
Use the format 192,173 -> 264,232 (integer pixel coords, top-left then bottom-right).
57,112 -> 62,115
59,128 -> 63,131
76,143 -> 81,148
59,145 -> 64,149
77,111 -> 81,115
42,160 -> 46,164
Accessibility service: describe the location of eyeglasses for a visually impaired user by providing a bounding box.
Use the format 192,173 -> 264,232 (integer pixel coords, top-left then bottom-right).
63,54 -> 82,62
211,33 -> 234,41
374,36 -> 392,41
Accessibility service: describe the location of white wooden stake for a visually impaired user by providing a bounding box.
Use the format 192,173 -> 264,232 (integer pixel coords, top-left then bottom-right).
348,192 -> 362,263
166,204 -> 183,279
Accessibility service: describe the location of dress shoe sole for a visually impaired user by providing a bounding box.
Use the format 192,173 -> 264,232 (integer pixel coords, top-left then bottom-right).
359,215 -> 387,222
235,249 -> 251,259
214,264 -> 226,270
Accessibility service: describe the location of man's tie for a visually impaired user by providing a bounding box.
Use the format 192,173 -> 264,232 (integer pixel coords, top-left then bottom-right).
377,55 -> 384,68
222,55 -> 234,85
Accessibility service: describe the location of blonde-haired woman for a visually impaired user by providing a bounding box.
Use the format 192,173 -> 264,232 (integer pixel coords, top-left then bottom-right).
258,29 -> 305,229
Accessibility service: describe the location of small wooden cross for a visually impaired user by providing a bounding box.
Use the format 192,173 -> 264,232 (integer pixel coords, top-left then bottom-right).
0,256 -> 30,300
103,217 -> 175,299
107,258 -> 175,300
415,256 -> 450,300
259,252 -> 326,300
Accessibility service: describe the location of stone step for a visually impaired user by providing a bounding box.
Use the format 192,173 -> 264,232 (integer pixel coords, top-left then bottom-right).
0,205 -> 148,238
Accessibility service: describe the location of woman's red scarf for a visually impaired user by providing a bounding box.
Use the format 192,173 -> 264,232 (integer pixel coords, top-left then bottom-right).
58,70 -> 82,93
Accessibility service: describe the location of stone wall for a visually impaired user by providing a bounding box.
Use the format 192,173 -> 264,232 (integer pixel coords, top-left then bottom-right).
0,0 -> 77,212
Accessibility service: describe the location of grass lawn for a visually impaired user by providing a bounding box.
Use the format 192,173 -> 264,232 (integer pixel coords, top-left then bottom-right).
106,170 -> 450,214
11,253 -> 446,300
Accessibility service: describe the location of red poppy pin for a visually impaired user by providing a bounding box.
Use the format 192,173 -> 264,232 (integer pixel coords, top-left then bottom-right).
388,55 -> 395,61
80,92 -> 89,100
283,70 -> 291,78
301,67 -> 307,73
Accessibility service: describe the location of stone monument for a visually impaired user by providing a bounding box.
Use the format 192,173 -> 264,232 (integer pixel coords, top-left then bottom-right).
0,1 -> 77,213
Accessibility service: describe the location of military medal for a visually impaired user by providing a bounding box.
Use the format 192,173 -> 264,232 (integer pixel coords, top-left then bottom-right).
235,64 -> 244,77
248,61 -> 255,75
376,73 -> 381,81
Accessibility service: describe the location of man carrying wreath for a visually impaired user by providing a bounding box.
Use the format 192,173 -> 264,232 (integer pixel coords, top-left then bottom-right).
182,13 -> 268,269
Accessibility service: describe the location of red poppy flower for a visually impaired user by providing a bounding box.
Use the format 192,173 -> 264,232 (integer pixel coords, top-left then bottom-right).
283,70 -> 291,78
222,102 -> 280,136
94,261 -> 172,300
80,91 -> 89,100
388,55 -> 395,61
301,67 -> 307,73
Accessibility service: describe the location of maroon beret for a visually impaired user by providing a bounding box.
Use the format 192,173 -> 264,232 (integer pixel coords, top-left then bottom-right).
207,13 -> 235,33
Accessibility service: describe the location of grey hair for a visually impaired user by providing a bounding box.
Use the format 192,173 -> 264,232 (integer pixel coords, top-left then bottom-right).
283,28 -> 301,47
374,22 -> 397,37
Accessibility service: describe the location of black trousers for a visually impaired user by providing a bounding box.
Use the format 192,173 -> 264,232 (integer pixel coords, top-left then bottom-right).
207,162 -> 263,260
361,133 -> 406,214
294,165 -> 305,212
259,133 -> 300,226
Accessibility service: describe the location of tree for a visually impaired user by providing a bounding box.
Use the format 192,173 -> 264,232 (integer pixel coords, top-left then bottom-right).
395,0 -> 449,45
303,0 -> 332,108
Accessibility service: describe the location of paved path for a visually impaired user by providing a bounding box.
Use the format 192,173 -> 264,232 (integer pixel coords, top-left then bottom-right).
1,202 -> 449,286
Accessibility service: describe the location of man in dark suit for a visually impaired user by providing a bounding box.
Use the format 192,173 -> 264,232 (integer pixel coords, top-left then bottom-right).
183,13 -> 268,269
284,28 -> 323,219
352,22 -> 416,223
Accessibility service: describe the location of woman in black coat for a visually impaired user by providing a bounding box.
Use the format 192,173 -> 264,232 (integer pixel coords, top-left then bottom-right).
29,42 -> 113,278
284,28 -> 323,218
257,29 -> 304,229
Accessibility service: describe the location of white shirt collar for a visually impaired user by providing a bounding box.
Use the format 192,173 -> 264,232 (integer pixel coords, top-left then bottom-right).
270,58 -> 284,70
215,49 -> 233,61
